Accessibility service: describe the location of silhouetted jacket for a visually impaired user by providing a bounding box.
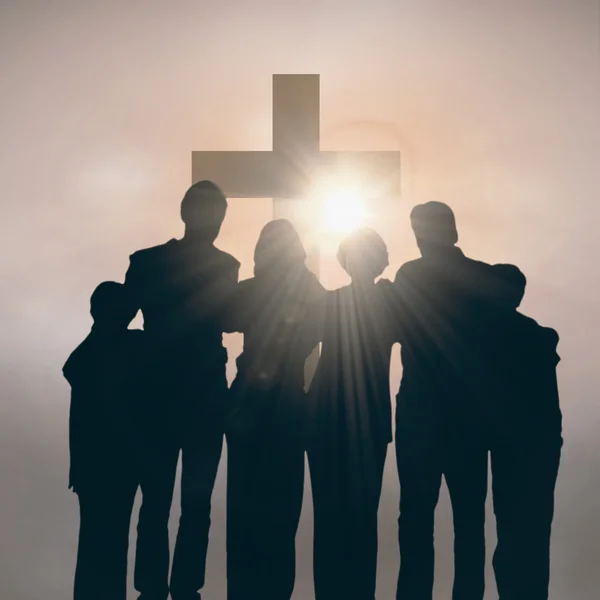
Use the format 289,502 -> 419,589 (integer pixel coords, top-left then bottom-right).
64,327 -> 145,491
487,310 -> 562,447
227,265 -> 324,435
124,238 -> 240,362
393,247 -> 499,429
309,280 -> 397,448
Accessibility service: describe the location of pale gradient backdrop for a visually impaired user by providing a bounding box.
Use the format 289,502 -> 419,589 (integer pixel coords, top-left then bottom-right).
1,1 -> 599,599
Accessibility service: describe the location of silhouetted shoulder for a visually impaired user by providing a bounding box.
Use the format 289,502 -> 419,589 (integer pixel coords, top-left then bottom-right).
212,246 -> 241,271
504,312 -> 560,367
301,270 -> 326,304
63,335 -> 93,386
127,328 -> 145,337
236,277 -> 255,294
376,278 -> 394,292
129,239 -> 177,265
393,258 -> 422,283
125,240 -> 178,290
125,328 -> 145,345
542,326 -> 559,348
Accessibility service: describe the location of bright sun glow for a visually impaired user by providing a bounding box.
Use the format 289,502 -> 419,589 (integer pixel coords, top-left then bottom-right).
320,186 -> 368,234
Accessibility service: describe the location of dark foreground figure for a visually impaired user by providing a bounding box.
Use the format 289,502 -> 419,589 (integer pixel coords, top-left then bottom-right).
307,229 -> 396,600
64,282 -> 143,600
487,264 -> 562,600
394,203 -> 499,600
124,181 -> 239,600
226,220 -> 324,600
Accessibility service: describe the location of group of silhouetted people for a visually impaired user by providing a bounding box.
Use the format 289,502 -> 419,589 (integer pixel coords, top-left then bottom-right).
64,181 -> 562,600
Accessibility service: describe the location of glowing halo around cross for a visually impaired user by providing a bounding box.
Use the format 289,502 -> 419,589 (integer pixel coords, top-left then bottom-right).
322,187 -> 368,234
310,177 -> 372,235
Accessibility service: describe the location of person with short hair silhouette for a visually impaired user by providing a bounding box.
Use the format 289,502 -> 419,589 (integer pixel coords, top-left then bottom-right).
64,281 -> 144,600
225,219 -> 325,600
307,227 -> 396,600
393,202 -> 499,600
487,263 -> 562,600
124,181 -> 240,600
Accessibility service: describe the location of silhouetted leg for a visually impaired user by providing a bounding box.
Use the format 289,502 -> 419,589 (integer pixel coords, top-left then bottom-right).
226,434 -> 259,600
169,426 -> 224,600
346,444 -> 388,600
395,429 -> 443,600
74,476 -> 138,600
134,446 -> 180,600
227,430 -> 305,600
491,443 -> 560,600
490,445 -> 514,600
309,438 -> 385,600
309,441 -> 348,600
444,445 -> 488,600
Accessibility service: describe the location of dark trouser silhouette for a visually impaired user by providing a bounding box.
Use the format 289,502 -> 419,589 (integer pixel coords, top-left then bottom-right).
308,440 -> 387,600
491,441 -> 561,600
74,473 -> 138,600
395,412 -> 488,600
226,425 -> 305,600
135,361 -> 227,600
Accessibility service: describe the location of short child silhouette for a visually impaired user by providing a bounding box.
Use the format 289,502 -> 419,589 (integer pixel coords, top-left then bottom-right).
488,264 -> 562,600
307,228 -> 396,600
64,281 -> 144,600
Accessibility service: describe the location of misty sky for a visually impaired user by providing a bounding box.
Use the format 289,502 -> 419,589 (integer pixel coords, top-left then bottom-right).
1,1 -> 599,598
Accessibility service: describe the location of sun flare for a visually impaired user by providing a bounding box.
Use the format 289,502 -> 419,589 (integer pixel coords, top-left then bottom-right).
319,186 -> 368,235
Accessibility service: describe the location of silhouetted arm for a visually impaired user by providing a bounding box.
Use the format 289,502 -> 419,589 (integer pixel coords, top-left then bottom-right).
221,260 -> 242,333
297,274 -> 327,359
392,264 -> 419,345
63,348 -> 84,492
123,252 -> 144,317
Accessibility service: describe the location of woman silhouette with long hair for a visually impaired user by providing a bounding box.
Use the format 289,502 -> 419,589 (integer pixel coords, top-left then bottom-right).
226,219 -> 325,600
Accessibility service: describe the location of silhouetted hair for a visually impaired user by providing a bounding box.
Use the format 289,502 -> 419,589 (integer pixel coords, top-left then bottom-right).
410,201 -> 458,248
90,281 -> 136,326
337,228 -> 389,280
493,263 -> 527,309
254,219 -> 307,277
180,180 -> 227,240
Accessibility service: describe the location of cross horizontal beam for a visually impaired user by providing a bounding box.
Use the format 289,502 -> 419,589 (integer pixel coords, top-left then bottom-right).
191,150 -> 400,198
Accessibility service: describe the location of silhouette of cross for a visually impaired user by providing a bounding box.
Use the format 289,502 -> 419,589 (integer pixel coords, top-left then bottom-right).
192,74 -> 401,276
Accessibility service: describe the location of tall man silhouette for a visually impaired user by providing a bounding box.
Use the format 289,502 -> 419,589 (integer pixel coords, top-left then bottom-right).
125,181 -> 240,600
393,202 -> 498,600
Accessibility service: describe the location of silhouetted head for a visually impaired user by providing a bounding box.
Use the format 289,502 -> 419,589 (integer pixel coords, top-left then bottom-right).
493,264 -> 527,309
90,281 -> 136,329
337,227 -> 389,283
180,180 -> 227,241
254,219 -> 307,277
410,201 -> 458,255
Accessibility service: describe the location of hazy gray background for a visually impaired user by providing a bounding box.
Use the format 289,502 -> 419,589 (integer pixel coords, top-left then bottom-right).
1,1 -> 599,598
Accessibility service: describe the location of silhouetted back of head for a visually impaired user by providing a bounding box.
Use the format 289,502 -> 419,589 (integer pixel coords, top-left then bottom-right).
90,281 -> 137,329
180,180 -> 227,242
410,201 -> 458,254
493,264 -> 527,309
254,219 -> 307,277
337,227 -> 389,282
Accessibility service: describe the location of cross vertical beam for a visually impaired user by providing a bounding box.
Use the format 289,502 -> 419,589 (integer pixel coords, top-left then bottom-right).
271,75 -> 320,276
